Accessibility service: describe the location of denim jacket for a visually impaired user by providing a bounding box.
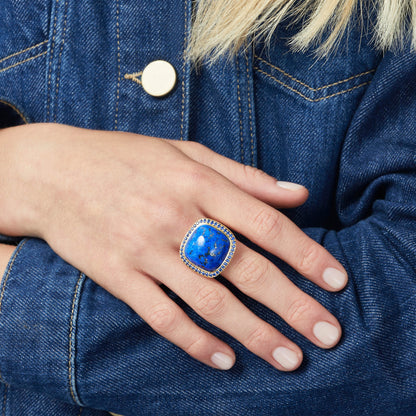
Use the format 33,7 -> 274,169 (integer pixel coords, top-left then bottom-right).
0,1 -> 415,415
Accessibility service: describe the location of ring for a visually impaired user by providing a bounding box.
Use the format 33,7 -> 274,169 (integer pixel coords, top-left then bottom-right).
180,218 -> 236,278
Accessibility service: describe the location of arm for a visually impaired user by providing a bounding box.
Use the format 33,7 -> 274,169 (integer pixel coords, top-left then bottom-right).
0,48 -> 412,416
0,244 -> 15,273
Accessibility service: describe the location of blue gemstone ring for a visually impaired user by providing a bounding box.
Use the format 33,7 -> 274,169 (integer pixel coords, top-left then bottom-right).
180,218 -> 236,278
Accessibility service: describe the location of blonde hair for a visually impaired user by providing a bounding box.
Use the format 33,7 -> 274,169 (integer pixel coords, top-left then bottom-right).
186,0 -> 416,66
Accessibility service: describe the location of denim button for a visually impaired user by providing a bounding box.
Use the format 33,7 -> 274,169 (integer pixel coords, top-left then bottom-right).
141,60 -> 177,97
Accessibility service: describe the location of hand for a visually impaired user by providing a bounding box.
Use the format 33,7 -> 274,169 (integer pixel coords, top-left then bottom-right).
0,123 -> 347,371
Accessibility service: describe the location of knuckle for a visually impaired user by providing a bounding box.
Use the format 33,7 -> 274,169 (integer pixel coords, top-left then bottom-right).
243,165 -> 269,182
184,163 -> 216,191
194,285 -> 227,318
252,208 -> 283,242
147,303 -> 178,333
297,242 -> 321,276
245,324 -> 273,351
286,296 -> 314,326
234,255 -> 268,292
184,333 -> 209,356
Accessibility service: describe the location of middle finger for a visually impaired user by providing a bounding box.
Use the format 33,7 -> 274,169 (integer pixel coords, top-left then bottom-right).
223,241 -> 342,349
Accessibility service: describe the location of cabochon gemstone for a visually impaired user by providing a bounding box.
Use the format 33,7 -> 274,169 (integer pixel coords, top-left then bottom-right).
184,224 -> 231,272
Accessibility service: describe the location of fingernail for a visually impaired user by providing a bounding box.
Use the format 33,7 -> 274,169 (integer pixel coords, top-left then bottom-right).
211,352 -> 234,370
313,321 -> 340,347
322,267 -> 347,290
272,346 -> 300,370
276,181 -> 304,191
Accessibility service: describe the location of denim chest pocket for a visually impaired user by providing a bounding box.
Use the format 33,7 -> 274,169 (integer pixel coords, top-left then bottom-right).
251,29 -> 382,227
253,53 -> 376,103
0,0 -> 51,124
252,26 -> 382,104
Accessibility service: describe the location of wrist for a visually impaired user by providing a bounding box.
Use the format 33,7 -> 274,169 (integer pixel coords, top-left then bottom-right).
0,123 -> 52,238
0,244 -> 17,276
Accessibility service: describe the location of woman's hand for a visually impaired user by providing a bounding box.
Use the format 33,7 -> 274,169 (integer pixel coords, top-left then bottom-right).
0,123 -> 347,371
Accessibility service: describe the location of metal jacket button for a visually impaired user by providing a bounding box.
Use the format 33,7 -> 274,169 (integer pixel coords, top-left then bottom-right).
141,60 -> 177,97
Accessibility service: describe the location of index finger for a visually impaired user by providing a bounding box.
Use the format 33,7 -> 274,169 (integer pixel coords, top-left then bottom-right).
201,179 -> 348,292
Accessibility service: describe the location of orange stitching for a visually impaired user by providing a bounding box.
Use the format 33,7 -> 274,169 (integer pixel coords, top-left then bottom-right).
255,54 -> 375,91
0,240 -> 27,314
0,51 -> 47,75
114,0 -> 121,130
0,100 -> 28,124
245,51 -> 255,167
124,71 -> 142,85
0,40 -> 47,65
236,57 -> 244,163
180,0 -> 188,141
254,66 -> 370,102
78,407 -> 83,415
68,273 -> 84,405
47,0 -> 59,120
1,384 -> 7,416
54,0 -> 69,122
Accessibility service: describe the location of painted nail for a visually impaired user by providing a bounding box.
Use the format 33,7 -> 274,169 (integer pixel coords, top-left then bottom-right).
272,346 -> 300,370
322,267 -> 347,290
276,181 -> 304,191
211,352 -> 234,370
313,321 -> 340,347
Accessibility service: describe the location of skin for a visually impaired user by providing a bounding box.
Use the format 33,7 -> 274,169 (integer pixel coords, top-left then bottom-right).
0,123 -> 348,371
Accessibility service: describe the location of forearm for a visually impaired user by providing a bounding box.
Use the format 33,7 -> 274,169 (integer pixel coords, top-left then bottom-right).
0,243 -> 16,274
0,124 -> 48,238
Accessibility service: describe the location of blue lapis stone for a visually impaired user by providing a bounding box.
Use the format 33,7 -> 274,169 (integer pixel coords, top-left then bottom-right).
184,224 -> 231,272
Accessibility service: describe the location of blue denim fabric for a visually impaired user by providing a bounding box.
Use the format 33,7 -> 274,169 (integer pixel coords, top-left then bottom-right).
0,0 -> 416,415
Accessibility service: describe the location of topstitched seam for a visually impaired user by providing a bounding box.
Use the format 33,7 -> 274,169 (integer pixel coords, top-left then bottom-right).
0,40 -> 47,65
0,100 -> 29,124
180,0 -> 188,141
114,0 -> 121,130
0,240 -> 27,314
236,56 -> 244,164
0,240 -> 27,384
47,0 -> 59,121
54,0 -> 69,122
254,54 -> 375,91
0,51 -> 47,75
254,66 -> 371,102
68,272 -> 84,405
245,51 -> 255,167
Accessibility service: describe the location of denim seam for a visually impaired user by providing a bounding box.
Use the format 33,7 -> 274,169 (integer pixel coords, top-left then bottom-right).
254,54 -> 375,91
0,40 -> 48,65
0,239 -> 28,384
245,51 -> 255,167
46,0 -> 59,120
236,56 -> 244,164
180,0 -> 189,141
124,71 -> 142,86
0,51 -> 47,75
1,384 -> 7,416
114,0 -> 121,131
0,240 -> 28,315
54,0 -> 69,123
254,66 -> 371,102
68,272 -> 86,407
0,100 -> 29,124
78,408 -> 83,415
